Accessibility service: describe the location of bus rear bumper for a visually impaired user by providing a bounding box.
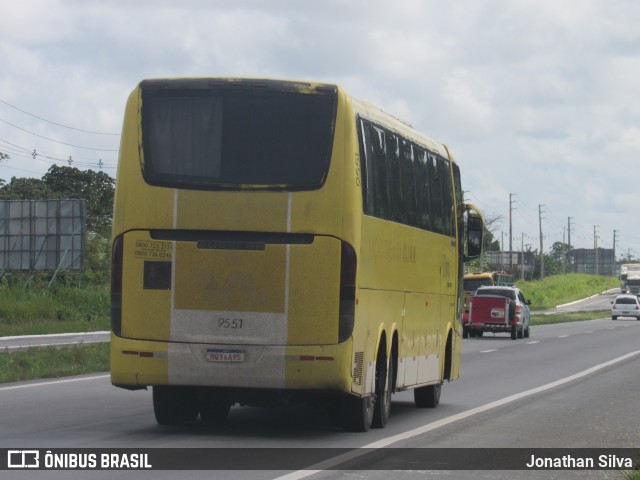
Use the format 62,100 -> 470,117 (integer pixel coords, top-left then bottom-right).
110,334 -> 353,394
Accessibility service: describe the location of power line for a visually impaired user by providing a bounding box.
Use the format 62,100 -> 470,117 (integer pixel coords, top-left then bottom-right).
0,118 -> 118,152
0,138 -> 115,168
0,98 -> 120,136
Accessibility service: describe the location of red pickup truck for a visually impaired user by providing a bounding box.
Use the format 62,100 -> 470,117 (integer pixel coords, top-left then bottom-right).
463,286 -> 531,340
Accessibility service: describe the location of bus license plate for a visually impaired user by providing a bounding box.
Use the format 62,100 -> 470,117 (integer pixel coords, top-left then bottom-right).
206,349 -> 245,363
490,309 -> 505,318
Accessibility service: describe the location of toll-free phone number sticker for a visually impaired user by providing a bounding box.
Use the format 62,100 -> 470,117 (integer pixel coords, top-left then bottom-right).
134,240 -> 172,260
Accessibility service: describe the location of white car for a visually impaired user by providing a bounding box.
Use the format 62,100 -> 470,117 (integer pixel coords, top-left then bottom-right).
611,294 -> 640,320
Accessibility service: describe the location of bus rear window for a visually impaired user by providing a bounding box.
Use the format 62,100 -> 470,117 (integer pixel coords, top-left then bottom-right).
140,81 -> 337,190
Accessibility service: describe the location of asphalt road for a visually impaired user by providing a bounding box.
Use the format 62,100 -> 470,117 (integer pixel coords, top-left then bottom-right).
1,312 -> 639,480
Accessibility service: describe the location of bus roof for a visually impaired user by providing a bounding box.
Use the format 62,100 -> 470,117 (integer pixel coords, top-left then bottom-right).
349,95 -> 451,160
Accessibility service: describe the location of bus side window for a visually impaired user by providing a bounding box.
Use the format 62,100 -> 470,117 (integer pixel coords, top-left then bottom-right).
358,120 -> 376,216
400,140 -> 417,227
371,125 -> 388,219
414,149 -> 431,231
453,163 -> 464,248
427,154 -> 444,234
439,157 -> 454,237
385,134 -> 402,223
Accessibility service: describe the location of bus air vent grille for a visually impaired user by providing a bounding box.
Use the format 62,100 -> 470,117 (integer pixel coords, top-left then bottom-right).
353,352 -> 364,386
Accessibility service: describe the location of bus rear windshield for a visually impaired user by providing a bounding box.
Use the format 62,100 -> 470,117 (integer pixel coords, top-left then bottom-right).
140,82 -> 337,190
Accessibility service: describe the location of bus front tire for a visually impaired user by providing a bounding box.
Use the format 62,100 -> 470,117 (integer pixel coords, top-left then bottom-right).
414,383 -> 441,409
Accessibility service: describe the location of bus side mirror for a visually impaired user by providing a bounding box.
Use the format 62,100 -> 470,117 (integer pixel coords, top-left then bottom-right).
464,204 -> 484,261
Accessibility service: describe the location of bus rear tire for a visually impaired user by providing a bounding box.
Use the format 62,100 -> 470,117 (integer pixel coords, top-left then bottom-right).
372,353 -> 393,429
200,402 -> 231,427
153,386 -> 198,426
340,395 -> 374,432
414,383 -> 441,408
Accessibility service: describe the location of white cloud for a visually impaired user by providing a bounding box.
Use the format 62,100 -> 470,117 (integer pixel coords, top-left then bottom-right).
0,0 -> 639,254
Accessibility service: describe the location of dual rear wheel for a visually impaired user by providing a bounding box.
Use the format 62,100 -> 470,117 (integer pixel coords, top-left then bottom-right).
153,386 -> 230,426
341,348 -> 394,432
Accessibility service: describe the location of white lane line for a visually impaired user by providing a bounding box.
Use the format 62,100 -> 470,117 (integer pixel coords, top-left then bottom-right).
0,332 -> 110,341
558,335 -> 569,338
0,374 -> 110,392
480,349 -> 497,353
2,340 -> 107,351
526,341 -> 540,344
275,349 -> 640,480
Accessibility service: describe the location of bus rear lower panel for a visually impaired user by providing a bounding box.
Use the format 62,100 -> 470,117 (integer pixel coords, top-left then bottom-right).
110,335 -> 353,395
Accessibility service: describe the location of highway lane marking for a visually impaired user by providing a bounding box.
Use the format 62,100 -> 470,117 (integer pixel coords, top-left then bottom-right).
558,335 -> 569,338
0,331 -> 110,341
526,341 -> 540,344
276,349 -> 640,480
0,374 -> 110,392
480,349 -> 497,353
2,340 -> 107,352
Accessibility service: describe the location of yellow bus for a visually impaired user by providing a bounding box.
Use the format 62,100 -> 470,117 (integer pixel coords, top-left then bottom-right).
464,271 -> 514,293
110,77 -> 484,432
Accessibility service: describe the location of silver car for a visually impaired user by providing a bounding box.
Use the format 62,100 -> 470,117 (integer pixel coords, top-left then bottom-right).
611,294 -> 640,320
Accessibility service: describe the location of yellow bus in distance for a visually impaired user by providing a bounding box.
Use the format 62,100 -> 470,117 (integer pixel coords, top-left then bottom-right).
464,271 -> 515,293
110,77 -> 484,432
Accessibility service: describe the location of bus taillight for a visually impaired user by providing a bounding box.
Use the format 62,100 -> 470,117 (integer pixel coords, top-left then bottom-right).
111,235 -> 124,336
339,241 -> 356,343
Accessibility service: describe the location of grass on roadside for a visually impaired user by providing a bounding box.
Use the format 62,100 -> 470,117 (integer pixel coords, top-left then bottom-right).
532,310 -> 611,325
517,273 -> 619,310
0,343 -> 109,384
0,283 -> 109,336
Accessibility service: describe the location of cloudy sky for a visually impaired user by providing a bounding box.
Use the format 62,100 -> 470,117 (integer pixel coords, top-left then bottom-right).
1,0 -> 639,258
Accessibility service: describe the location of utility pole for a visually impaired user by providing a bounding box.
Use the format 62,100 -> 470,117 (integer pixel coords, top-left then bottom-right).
539,205 -> 545,279
567,217 -> 574,273
613,230 -> 619,276
509,194 -> 516,275
521,233 -> 525,281
501,231 -> 505,271
594,225 -> 599,276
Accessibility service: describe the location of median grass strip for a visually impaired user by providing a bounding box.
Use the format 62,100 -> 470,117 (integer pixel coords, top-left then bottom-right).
0,283 -> 109,337
517,273 -> 619,310
532,310 -> 610,325
0,343 -> 109,384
